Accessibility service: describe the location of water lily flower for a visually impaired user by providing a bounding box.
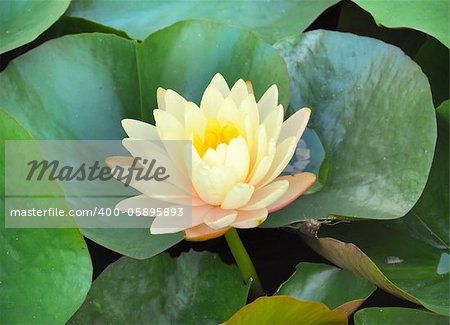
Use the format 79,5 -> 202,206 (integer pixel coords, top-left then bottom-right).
110,73 -> 316,241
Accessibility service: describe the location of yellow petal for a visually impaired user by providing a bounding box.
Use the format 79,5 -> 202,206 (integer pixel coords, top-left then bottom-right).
204,208 -> 238,230
232,208 -> 268,228
225,136 -> 250,183
221,183 -> 255,210
154,109 -> 186,140
193,165 -> 237,205
241,180 -> 289,210
262,104 -> 284,142
157,87 -> 166,110
121,119 -> 159,140
229,79 -> 249,106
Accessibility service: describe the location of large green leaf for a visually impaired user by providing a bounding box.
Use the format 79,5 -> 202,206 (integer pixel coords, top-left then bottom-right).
276,262 -> 375,316
352,0 -> 449,48
0,0 -> 71,54
137,19 -> 290,122
264,30 -> 436,226
224,296 -> 347,325
300,101 -> 449,315
70,251 -> 249,324
66,0 -> 339,43
354,307 -> 449,325
415,39 -> 450,107
0,109 -> 92,324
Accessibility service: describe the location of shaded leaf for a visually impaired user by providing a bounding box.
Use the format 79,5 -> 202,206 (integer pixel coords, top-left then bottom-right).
67,0 -> 339,43
352,0 -> 449,48
354,307 -> 449,325
276,262 -> 375,316
70,251 -> 249,324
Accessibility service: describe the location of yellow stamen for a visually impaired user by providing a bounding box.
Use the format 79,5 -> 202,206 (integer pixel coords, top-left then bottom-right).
193,118 -> 240,157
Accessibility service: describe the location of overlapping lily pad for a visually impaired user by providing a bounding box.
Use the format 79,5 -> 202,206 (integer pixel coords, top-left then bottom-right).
0,0 -> 71,54
70,251 -> 249,324
224,296 -> 347,325
276,262 -> 375,316
354,307 -> 449,324
66,0 -> 339,43
352,0 -> 450,48
265,30 -> 436,226
0,110 -> 92,324
0,21 -> 290,257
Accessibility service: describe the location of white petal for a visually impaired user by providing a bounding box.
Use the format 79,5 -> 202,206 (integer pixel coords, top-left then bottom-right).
164,89 -> 187,124
232,208 -> 268,228
200,84 -> 225,118
192,165 -> 237,205
221,183 -> 255,209
241,180 -> 289,210
121,119 -> 159,140
157,87 -> 166,110
229,79 -> 249,106
225,136 -> 250,183
258,136 -> 297,188
262,105 -> 284,142
204,208 -> 238,230
210,73 -> 230,97
278,107 -> 311,143
257,85 -> 278,120
154,109 -> 186,140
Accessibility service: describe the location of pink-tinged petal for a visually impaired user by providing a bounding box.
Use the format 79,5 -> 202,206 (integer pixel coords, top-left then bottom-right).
204,208 -> 238,230
232,209 -> 268,228
257,84 -> 278,120
184,224 -> 230,241
241,180 -> 289,211
278,107 -> 311,143
121,119 -> 159,140
210,73 -> 230,97
267,173 -> 317,213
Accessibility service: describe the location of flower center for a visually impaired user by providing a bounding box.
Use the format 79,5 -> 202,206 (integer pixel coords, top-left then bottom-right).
193,118 -> 240,157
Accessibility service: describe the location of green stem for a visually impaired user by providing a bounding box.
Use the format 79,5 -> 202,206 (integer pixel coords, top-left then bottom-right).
224,228 -> 265,298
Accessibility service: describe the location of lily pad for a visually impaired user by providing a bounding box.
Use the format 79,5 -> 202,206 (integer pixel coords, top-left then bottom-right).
352,0 -> 449,48
0,0 -> 71,54
66,0 -> 339,43
276,262 -> 375,316
224,296 -> 347,325
70,251 -> 249,324
265,30 -> 436,226
354,307 -> 449,325
0,109 -> 92,324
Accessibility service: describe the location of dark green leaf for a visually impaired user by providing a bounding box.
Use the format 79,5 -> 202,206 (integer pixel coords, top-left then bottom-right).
0,109 -> 92,324
70,251 -> 249,324
354,307 -> 449,325
276,262 -> 375,315
265,30 -> 436,226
